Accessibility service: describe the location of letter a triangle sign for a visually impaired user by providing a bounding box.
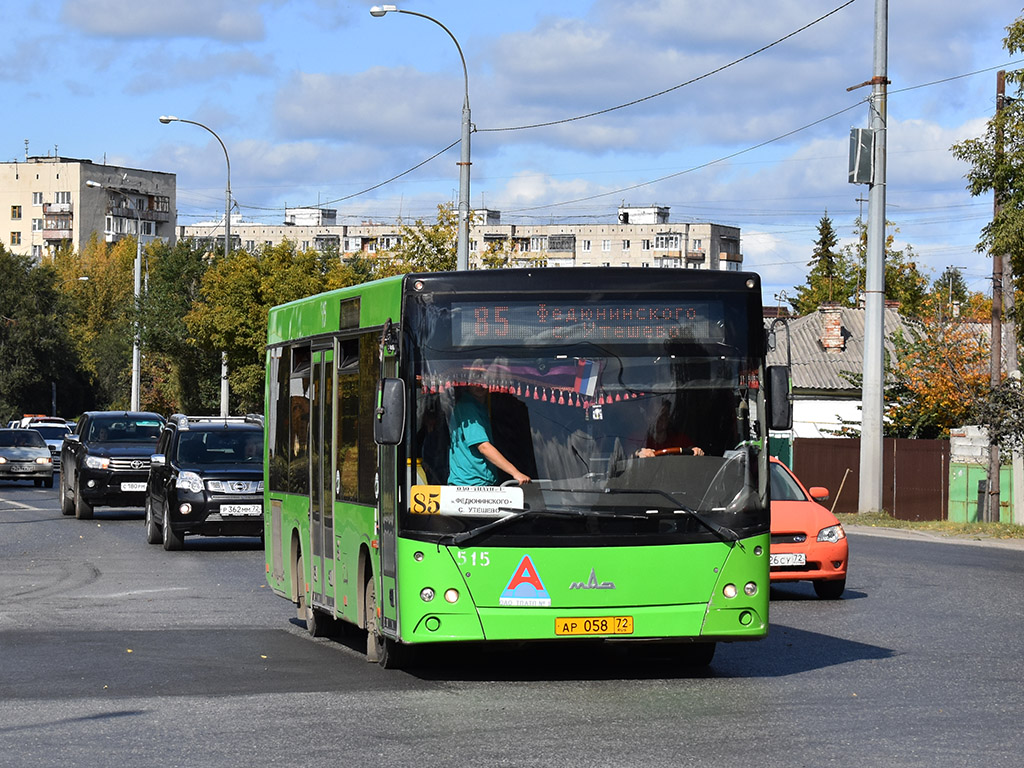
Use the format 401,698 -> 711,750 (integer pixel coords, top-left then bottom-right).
499,554 -> 551,606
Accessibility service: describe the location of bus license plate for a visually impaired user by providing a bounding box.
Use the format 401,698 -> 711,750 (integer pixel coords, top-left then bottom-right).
555,616 -> 633,636
221,504 -> 262,517
770,553 -> 806,567
121,482 -> 147,492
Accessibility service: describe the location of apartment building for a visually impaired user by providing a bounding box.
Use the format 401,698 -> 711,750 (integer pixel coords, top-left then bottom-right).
0,156 -> 176,259
180,205 -> 743,271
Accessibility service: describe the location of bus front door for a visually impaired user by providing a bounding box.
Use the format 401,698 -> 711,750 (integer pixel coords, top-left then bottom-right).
378,348 -> 400,640
310,346 -> 336,616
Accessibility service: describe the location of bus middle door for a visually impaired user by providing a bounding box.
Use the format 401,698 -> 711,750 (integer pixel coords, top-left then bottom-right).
310,345 -> 336,617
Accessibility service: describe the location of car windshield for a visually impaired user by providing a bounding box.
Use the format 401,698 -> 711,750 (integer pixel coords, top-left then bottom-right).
32,425 -> 70,440
769,461 -> 808,502
0,430 -> 46,448
88,417 -> 163,442
177,430 -> 263,465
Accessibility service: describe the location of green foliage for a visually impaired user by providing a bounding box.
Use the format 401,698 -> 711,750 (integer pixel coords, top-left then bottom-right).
790,214 -> 858,314
0,245 -> 90,422
846,218 -> 930,318
377,203 -> 458,273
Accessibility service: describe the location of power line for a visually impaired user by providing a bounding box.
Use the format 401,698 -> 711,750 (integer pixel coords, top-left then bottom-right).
478,0 -> 859,134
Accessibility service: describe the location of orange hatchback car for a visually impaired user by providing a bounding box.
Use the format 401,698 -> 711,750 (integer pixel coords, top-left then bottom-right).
769,457 -> 848,599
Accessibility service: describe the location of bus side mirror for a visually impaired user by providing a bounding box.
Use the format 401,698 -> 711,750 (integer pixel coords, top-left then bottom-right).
374,378 -> 406,446
766,365 -> 792,431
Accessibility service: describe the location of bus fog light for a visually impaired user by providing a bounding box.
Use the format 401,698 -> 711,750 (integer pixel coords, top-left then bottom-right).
744,581 -> 758,596
754,545 -> 763,556
420,587 -> 435,602
723,583 -> 738,599
444,588 -> 459,603
179,503 -> 192,515
413,551 -> 424,562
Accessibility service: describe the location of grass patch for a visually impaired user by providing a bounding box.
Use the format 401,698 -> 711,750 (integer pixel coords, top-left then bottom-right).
836,511 -> 1024,539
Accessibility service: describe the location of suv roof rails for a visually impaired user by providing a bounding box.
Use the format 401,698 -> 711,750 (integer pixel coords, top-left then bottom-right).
169,414 -> 262,431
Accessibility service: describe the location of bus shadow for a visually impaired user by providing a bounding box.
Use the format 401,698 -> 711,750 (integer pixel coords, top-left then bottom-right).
312,623 -> 894,682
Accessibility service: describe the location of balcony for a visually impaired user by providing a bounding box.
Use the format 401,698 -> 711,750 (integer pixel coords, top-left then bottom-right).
43,229 -> 73,241
43,202 -> 73,215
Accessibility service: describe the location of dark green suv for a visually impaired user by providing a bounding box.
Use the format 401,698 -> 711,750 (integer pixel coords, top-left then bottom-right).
145,414 -> 264,551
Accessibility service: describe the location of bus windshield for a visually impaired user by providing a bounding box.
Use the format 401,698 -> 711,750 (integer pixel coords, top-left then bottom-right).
403,289 -> 767,545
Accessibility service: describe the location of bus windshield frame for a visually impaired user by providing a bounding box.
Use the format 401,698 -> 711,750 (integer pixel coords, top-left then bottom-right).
400,280 -> 769,548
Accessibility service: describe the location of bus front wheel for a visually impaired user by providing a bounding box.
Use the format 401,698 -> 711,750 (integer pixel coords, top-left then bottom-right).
363,577 -> 412,669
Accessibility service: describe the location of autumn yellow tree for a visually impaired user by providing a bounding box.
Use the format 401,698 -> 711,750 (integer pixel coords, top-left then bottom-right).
885,291 -> 991,438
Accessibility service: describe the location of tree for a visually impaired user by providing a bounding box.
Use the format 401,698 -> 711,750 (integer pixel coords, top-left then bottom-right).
844,217 -> 929,318
790,214 -> 858,314
185,240 -> 365,413
951,13 -> 1024,330
377,203 -> 458,273
0,245 -> 91,421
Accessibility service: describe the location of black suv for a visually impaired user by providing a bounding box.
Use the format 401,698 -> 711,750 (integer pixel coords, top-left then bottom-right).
61,411 -> 165,519
145,414 -> 264,551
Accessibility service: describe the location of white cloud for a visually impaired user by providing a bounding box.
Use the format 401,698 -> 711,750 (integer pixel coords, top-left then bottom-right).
61,0 -> 269,41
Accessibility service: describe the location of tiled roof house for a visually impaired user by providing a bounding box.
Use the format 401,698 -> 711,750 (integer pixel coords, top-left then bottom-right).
766,304 -> 922,438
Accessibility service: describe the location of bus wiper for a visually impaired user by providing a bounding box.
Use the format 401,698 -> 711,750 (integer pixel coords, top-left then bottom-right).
443,508 -> 587,547
597,488 -> 740,543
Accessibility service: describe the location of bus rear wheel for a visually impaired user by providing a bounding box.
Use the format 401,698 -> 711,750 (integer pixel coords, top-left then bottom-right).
682,642 -> 716,667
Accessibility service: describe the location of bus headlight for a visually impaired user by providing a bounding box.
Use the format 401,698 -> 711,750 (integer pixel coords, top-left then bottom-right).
723,583 -> 738,599
444,588 -> 459,603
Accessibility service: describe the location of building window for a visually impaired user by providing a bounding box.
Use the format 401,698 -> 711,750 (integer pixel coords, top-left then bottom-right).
54,191 -> 71,205
692,239 -> 703,251
641,262 -> 650,268
601,239 -> 611,252
11,205 -> 22,220
32,245 -> 42,258
31,218 -> 42,231
264,240 -> 273,248
11,231 -> 22,245
581,240 -> 591,252
622,239 -> 630,251
655,234 -> 680,249
642,239 -> 651,251
530,235 -> 547,252
32,192 -> 43,206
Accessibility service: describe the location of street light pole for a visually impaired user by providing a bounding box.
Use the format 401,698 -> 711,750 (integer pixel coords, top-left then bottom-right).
159,115 -> 232,416
86,180 -> 142,411
370,5 -> 471,271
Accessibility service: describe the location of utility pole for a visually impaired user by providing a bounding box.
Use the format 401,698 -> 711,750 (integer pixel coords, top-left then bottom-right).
987,70 -> 1008,523
858,0 -> 888,514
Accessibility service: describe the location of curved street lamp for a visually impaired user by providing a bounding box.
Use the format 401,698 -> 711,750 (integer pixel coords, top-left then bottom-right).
85,180 -> 143,411
159,115 -> 232,416
370,5 -> 471,271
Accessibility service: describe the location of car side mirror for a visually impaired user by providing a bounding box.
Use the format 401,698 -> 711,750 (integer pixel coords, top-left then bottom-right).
64,434 -> 80,444
151,454 -> 166,468
766,365 -> 792,431
808,487 -> 829,503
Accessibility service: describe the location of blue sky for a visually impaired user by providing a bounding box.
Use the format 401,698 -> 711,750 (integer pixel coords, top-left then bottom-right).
2,0 -> 1018,300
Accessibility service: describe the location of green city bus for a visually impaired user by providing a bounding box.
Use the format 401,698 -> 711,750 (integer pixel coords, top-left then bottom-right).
263,268 -> 791,668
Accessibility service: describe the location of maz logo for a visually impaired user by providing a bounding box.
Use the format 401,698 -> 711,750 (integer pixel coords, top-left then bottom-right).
569,568 -> 615,590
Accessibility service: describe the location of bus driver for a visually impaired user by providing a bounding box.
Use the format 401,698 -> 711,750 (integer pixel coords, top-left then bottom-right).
447,369 -> 531,487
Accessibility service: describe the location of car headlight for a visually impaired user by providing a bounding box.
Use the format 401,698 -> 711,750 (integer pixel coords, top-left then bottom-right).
176,470 -> 204,494
0,457 -> 7,464
35,456 -> 52,465
85,455 -> 110,470
817,524 -> 846,543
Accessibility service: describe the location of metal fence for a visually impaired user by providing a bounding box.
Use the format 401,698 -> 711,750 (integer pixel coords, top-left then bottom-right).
790,437 -> 950,520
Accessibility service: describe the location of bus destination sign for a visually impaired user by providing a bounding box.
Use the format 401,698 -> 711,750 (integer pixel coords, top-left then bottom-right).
451,300 -> 724,346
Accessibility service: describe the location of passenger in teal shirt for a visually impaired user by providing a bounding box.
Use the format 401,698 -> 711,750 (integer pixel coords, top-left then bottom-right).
448,384 -> 530,487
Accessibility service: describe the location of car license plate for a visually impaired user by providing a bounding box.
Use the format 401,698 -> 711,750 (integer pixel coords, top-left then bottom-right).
13,464 -> 33,473
221,504 -> 262,517
121,482 -> 147,492
770,553 -> 807,567
555,616 -> 633,636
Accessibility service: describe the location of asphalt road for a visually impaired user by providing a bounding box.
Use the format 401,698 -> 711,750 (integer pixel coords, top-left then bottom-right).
2,479 -> 1023,768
